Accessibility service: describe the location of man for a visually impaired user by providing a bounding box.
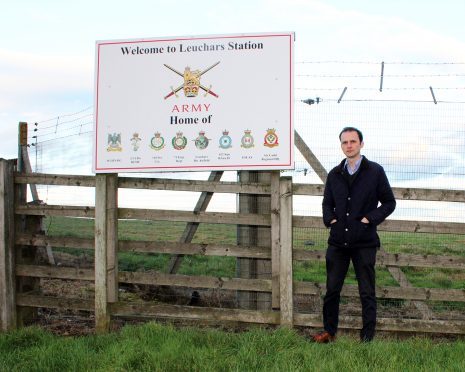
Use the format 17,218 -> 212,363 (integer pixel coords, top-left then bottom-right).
313,127 -> 396,343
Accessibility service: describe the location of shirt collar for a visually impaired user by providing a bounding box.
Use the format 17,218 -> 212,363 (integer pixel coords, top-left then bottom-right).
345,155 -> 363,175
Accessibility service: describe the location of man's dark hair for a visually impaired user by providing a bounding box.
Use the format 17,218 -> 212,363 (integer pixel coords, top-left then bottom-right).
339,127 -> 363,142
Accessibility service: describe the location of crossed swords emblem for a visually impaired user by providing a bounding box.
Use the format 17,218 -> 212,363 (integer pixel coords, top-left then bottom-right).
164,61 -> 220,99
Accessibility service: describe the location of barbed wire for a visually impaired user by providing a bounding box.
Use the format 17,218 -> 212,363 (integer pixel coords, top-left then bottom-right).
36,106 -> 93,124
38,113 -> 93,131
296,87 -> 465,91
297,74 -> 465,78
296,61 -> 465,64
34,130 -> 93,145
30,121 -> 93,141
26,60 -> 465,146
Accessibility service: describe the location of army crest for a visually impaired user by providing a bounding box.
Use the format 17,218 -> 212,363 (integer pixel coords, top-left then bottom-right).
241,130 -> 254,149
130,133 -> 141,151
194,130 -> 210,150
150,132 -> 165,151
172,131 -> 187,150
219,130 -> 232,149
264,128 -> 279,148
107,132 -> 122,152
164,62 -> 220,99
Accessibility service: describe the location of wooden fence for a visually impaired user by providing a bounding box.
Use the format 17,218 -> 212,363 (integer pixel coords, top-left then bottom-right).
1,158 -> 465,335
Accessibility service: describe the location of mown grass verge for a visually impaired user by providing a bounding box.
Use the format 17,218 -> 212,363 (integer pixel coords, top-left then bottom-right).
1,323 -> 464,371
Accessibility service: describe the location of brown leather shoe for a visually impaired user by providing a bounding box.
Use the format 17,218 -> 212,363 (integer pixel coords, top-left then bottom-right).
312,331 -> 336,343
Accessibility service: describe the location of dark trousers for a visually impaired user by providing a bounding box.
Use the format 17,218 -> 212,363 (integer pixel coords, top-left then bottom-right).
323,245 -> 377,341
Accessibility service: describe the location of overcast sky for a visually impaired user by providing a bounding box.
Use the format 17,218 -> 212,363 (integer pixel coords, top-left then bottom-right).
1,0 -> 465,159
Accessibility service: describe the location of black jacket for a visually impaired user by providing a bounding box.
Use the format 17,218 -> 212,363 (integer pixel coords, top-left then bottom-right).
322,156 -> 396,249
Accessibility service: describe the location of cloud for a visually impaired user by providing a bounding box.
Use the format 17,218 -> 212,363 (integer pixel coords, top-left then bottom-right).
264,0 -> 465,62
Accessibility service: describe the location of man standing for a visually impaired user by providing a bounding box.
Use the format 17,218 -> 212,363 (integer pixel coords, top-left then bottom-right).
313,127 -> 396,343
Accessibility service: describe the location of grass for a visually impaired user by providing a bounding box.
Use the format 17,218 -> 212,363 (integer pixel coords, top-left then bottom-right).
1,323 -> 464,371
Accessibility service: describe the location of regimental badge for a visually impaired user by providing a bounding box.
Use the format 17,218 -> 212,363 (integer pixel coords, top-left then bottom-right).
241,130 -> 254,148
264,128 -> 279,148
107,132 -> 122,152
172,132 -> 187,150
150,132 -> 165,151
219,129 -> 232,149
130,133 -> 141,151
194,130 -> 210,150
164,62 -> 220,99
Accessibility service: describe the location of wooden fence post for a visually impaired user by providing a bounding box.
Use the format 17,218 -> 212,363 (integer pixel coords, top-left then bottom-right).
0,159 -> 16,331
15,124 -> 40,327
236,171 -> 272,310
95,173 -> 118,333
279,177 -> 293,326
270,171 -> 281,309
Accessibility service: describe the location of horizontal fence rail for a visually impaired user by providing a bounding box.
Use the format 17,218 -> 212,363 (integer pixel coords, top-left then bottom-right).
15,263 -> 465,303
15,234 -> 465,270
15,173 -> 465,202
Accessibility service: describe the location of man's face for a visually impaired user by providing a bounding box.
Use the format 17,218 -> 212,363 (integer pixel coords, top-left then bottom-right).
340,130 -> 364,159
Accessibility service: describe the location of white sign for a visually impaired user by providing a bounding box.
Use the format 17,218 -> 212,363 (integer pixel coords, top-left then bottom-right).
93,32 -> 294,173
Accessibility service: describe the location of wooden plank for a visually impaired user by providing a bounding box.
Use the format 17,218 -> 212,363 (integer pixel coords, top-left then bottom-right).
20,147 -> 40,201
14,163 -> 41,327
17,123 -> 27,172
381,219 -> 465,235
279,177 -> 293,326
16,264 -> 94,281
119,271 -> 272,292
119,208 -> 271,226
236,171 -> 265,312
293,215 -> 465,234
94,174 -> 110,333
392,187 -> 465,203
376,251 -> 465,270
20,147 -> 55,266
15,205 -> 271,226
15,204 -> 95,218
0,159 -> 16,331
119,176 -> 270,194
15,234 -> 94,250
292,183 -> 325,196
111,302 -> 280,325
294,130 -> 328,183
270,172 -> 280,309
105,174 -> 118,303
294,281 -> 465,302
14,264 -> 465,302
294,249 -> 465,270
15,233 -> 273,259
167,171 -> 223,274
15,172 -> 464,202
16,294 -> 94,311
254,171 -> 273,311
14,173 -> 271,194
14,173 -> 96,187
120,240 -> 271,259
17,294 -> 465,335
293,183 -> 465,202
293,313 -> 465,334
17,232 -> 465,270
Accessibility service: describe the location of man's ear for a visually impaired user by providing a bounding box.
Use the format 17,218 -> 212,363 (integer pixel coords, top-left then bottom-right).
360,141 -> 364,149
